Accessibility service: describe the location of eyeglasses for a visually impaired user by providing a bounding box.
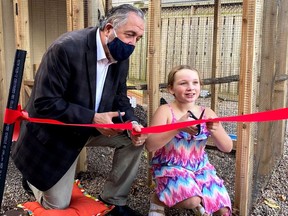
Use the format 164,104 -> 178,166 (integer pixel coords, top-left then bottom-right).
187,109 -> 205,136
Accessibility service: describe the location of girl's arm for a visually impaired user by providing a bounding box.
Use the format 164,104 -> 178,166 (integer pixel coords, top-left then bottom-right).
145,105 -> 180,152
205,108 -> 233,153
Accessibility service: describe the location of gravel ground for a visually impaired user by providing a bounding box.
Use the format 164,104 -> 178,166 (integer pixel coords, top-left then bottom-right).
0,104 -> 287,216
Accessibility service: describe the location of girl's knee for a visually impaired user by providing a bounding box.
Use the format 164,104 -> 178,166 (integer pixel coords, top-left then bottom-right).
214,207 -> 229,215
174,196 -> 201,209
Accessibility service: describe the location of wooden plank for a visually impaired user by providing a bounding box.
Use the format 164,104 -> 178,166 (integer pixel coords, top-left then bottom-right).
180,17 -> 190,65
0,0 -> 15,90
129,40 -> 141,80
86,0 -> 102,27
66,0 -> 73,31
256,0 -> 276,176
45,0 -> 62,46
166,17 -> 176,71
189,17 -> 199,67
234,0 -> 257,214
196,17 -> 206,73
160,17 -> 169,83
13,0 -> 32,107
201,16 -> 211,79
254,0 -> 288,197
220,16 -> 232,93
30,0 -> 46,66
211,0 -> 221,113
139,28 -> 148,81
24,85 -> 32,105
230,16 -> 242,95
174,17 -> 183,66
66,0 -> 84,31
271,0 -> 288,160
57,1 -> 68,35
204,16 -> 214,79
129,21 -> 147,82
0,0 -> 6,131
73,0 -> 84,30
147,0 -> 161,186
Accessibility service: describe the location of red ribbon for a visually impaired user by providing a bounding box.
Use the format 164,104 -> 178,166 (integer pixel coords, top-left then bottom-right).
3,106 -> 288,141
4,106 -> 132,141
140,107 -> 288,134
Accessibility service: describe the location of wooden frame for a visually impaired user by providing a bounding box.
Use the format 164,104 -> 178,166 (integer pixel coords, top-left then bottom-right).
0,1 -> 287,215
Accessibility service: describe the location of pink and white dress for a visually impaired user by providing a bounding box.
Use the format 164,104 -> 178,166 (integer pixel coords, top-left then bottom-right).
151,105 -> 231,215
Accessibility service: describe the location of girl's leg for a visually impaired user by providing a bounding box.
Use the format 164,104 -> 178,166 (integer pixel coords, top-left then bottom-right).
173,196 -> 202,209
148,193 -> 165,216
213,207 -> 229,216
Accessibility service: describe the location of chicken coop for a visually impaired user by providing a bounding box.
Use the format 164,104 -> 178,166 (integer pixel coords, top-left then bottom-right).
0,0 -> 287,215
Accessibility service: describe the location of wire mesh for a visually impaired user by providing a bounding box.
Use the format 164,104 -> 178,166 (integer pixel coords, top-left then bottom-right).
116,0 -> 244,213
16,0 -> 287,215
124,1 -> 242,137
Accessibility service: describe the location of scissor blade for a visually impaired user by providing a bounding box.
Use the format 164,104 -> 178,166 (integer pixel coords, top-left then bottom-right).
199,109 -> 205,119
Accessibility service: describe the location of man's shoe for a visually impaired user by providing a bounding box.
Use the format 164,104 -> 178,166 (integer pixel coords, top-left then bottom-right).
2,207 -> 29,216
22,177 -> 34,196
108,205 -> 143,216
98,195 -> 142,216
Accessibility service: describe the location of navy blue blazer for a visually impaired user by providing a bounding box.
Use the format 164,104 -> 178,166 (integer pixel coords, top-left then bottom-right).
11,27 -> 138,191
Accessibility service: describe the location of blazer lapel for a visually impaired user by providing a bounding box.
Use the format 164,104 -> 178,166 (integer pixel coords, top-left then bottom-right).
86,28 -> 97,110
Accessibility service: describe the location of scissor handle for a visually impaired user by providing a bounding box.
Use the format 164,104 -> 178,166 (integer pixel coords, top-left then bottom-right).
187,109 -> 205,136
117,110 -> 124,123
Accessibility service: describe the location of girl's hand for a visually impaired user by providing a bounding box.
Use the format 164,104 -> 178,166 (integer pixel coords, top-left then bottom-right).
178,112 -> 199,136
206,118 -> 220,133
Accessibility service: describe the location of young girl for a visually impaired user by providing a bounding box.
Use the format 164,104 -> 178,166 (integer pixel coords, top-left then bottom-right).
146,65 -> 233,216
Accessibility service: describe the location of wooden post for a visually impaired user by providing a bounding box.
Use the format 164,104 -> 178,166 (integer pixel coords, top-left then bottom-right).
254,0 -> 288,199
66,0 -> 84,31
234,0 -> 257,215
0,1 -> 15,132
271,0 -> 288,164
211,0 -> 221,112
147,0 -> 161,186
105,0 -> 112,14
0,0 -> 6,131
13,0 -> 31,106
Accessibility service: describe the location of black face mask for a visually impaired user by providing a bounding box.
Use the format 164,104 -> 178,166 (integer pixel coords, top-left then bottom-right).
107,36 -> 135,61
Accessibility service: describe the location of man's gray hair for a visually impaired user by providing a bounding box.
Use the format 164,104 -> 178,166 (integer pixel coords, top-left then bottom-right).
99,4 -> 145,30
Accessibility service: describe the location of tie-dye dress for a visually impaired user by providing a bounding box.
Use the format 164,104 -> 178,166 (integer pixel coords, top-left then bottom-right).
150,106 -> 231,215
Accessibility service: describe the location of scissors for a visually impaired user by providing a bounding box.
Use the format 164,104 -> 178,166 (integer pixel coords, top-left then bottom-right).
187,109 -> 205,136
117,110 -> 124,123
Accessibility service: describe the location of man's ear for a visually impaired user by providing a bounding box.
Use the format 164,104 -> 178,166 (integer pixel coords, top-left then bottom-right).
104,23 -> 113,34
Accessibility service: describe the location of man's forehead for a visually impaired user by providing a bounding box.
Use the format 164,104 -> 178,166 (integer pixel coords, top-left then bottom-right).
122,12 -> 145,33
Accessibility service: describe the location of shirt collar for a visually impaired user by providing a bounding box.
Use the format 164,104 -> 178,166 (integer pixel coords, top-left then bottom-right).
96,29 -> 108,62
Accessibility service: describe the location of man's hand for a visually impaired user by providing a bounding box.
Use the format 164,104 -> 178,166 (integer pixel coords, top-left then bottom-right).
92,111 -> 125,137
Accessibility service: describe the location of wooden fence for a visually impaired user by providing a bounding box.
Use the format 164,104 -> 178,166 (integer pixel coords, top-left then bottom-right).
129,3 -> 242,95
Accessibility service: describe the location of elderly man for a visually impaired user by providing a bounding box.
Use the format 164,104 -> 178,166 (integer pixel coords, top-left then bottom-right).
12,4 -> 147,216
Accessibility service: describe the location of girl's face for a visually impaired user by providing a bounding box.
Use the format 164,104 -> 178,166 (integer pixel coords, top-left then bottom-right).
169,69 -> 201,103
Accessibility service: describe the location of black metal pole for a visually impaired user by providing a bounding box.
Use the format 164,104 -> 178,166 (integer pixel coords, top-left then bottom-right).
0,49 -> 26,208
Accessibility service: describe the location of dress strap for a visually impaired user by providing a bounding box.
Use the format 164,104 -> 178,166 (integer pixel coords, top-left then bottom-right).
167,104 -> 177,123
200,106 -> 206,119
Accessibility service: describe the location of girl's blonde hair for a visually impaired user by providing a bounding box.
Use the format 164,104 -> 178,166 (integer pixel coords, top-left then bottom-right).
167,65 -> 202,89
